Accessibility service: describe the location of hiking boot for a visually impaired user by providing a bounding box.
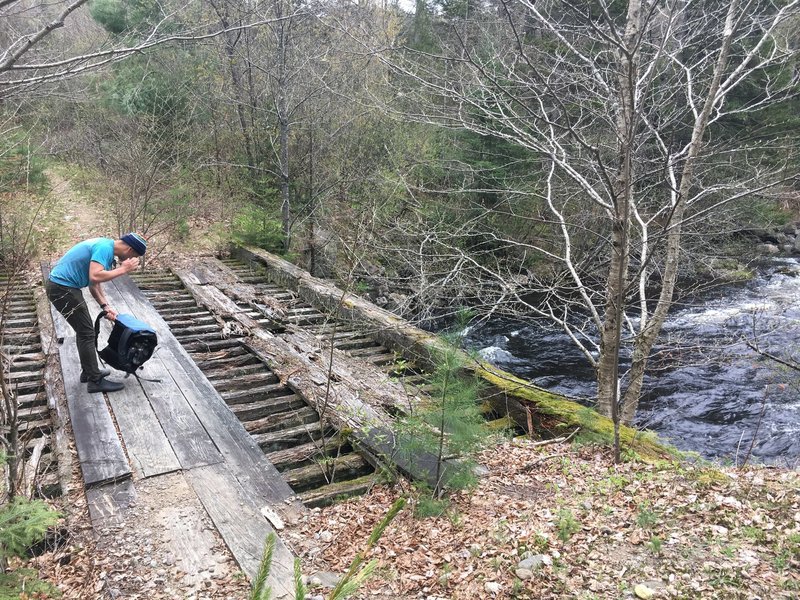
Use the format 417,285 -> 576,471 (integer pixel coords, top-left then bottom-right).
87,378 -> 125,393
80,369 -> 111,383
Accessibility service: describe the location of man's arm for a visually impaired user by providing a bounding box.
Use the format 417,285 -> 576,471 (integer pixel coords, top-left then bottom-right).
88,258 -> 139,284
88,259 -> 139,320
88,282 -> 108,307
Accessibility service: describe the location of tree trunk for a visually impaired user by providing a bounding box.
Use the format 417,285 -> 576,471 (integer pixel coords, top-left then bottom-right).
596,0 -> 641,436
620,0 -> 742,424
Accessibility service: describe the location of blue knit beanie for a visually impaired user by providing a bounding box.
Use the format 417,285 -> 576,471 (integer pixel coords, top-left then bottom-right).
121,232 -> 147,256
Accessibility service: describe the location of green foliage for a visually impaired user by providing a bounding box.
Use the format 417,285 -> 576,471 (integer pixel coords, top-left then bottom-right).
647,536 -> 663,555
251,498 -> 405,600
90,0 -> 170,36
733,197 -> 793,228
414,495 -> 449,518
407,0 -> 438,52
555,509 -> 580,543
635,503 -> 659,530
90,0 -> 128,34
233,205 -> 285,253
0,568 -> 60,599
0,498 -> 60,560
741,526 -> 767,544
396,340 -> 490,497
101,56 -> 192,125
249,526 -> 275,600
293,559 -> 306,600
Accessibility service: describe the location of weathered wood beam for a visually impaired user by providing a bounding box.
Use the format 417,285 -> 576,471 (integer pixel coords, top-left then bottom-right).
298,474 -> 376,508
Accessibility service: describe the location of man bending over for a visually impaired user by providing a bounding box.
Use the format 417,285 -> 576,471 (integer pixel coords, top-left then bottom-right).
47,233 -> 147,393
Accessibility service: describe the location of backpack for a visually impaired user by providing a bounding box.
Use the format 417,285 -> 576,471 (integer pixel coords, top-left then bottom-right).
94,312 -> 158,379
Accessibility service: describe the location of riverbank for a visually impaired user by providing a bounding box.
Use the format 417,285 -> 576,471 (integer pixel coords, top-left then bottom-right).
289,438 -> 800,599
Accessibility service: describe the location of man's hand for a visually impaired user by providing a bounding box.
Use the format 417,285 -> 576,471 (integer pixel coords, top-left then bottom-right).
120,257 -> 141,273
104,307 -> 118,321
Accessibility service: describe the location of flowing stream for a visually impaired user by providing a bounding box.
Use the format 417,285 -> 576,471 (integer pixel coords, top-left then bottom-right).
462,258 -> 800,466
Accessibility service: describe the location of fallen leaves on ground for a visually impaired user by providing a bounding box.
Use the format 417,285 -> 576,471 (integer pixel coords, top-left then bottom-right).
287,440 -> 800,599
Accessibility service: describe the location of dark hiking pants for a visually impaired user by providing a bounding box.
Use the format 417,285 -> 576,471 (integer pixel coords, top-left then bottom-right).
46,281 -> 102,384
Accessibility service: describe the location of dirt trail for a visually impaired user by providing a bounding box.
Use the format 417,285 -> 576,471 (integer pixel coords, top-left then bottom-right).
43,168 -> 115,255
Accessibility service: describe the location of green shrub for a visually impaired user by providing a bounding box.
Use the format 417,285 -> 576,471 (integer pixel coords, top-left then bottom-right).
555,509 -> 580,542
0,497 -> 61,598
0,498 -> 61,560
233,205 -> 285,252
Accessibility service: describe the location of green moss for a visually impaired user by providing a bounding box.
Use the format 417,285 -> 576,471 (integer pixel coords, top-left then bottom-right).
473,363 -> 672,460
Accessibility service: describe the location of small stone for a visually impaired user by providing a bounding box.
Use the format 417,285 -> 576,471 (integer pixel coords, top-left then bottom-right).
518,556 -> 546,571
515,568 -> 534,580
634,583 -> 654,599
309,571 -> 339,588
318,530 -> 333,543
484,582 -> 502,595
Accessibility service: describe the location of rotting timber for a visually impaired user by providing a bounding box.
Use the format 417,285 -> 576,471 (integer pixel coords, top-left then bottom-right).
170,258 -> 513,488
0,269 -> 66,499
235,246 -> 672,460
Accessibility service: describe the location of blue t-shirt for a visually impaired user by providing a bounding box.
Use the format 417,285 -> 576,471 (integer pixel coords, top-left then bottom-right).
49,238 -> 114,289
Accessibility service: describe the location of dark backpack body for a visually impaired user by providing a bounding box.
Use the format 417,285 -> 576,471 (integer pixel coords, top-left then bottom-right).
95,313 -> 158,375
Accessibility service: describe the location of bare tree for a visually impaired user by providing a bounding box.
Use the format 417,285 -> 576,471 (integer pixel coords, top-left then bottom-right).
370,0 -> 800,446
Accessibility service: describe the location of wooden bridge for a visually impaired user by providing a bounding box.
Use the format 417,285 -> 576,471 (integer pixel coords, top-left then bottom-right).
1,247 -> 531,595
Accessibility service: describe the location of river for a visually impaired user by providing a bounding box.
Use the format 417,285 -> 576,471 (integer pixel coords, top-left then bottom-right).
462,257 -> 800,466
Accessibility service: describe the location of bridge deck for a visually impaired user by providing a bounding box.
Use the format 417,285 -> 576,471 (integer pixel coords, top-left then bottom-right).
45,271 -> 299,598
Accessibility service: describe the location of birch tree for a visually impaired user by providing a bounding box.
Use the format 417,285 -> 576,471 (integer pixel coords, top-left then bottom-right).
376,0 -> 800,436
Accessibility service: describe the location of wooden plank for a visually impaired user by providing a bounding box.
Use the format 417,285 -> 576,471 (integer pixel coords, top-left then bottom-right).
111,274 -> 304,523
101,281 -> 222,470
186,462 -> 295,598
105,380 -> 182,478
41,267 -> 131,488
86,479 -> 137,526
90,295 -> 183,478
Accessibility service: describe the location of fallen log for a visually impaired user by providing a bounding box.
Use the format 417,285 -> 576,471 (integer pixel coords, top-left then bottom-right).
236,246 -> 672,460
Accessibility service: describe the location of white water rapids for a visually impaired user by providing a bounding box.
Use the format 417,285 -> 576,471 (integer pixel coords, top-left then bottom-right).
464,258 -> 800,466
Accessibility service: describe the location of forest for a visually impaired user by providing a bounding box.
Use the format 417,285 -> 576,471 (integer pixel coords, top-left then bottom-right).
1,0 -> 800,598
3,0 -> 800,422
